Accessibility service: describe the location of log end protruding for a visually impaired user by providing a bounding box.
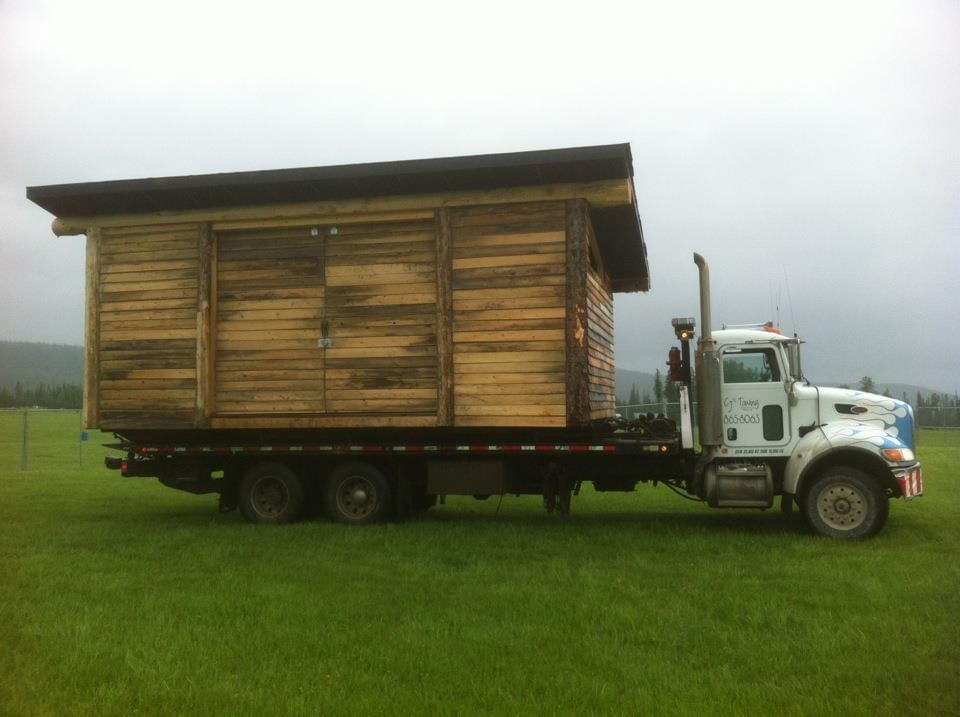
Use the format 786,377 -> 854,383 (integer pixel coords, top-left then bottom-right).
52,218 -> 86,236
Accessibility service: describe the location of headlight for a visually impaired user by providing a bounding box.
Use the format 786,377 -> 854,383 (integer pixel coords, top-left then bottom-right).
882,448 -> 915,462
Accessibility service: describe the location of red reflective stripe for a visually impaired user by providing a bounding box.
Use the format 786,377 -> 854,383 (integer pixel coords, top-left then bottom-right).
898,470 -> 923,498
134,442 -> 620,454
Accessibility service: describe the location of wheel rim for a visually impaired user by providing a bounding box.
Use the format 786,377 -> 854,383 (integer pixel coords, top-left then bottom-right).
251,476 -> 289,518
816,481 -> 867,531
336,475 -> 378,519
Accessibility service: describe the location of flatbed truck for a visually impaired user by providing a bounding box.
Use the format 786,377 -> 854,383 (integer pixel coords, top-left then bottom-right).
105,254 -> 922,539
26,145 -> 922,538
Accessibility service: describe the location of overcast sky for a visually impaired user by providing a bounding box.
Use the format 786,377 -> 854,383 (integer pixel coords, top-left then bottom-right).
1,0 -> 957,391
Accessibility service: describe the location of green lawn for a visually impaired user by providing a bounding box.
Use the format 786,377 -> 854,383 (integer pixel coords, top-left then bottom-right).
1,412 -> 958,716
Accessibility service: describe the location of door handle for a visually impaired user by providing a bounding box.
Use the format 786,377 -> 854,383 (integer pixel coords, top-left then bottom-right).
317,318 -> 333,348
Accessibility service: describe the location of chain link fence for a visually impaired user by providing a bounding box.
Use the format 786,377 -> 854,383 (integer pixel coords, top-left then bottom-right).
915,406 -> 960,429
0,408 -> 103,472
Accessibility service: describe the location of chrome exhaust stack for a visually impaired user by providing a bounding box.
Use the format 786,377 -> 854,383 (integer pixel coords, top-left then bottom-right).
693,253 -> 713,349
693,253 -> 723,448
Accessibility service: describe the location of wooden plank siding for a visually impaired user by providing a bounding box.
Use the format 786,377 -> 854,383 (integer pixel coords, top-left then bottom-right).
87,198 -> 620,431
450,203 -> 569,427
585,216 -> 617,419
97,224 -> 201,428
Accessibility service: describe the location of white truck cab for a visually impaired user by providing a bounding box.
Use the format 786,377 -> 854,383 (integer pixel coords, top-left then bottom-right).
689,255 -> 922,538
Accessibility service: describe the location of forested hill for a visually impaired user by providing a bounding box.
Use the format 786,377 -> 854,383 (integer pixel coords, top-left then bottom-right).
0,341 -> 83,388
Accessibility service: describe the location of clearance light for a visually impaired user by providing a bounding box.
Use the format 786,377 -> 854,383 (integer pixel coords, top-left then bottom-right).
882,448 -> 915,462
671,317 -> 696,340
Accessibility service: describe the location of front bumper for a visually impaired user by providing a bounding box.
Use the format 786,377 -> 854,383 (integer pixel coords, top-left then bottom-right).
893,464 -> 923,500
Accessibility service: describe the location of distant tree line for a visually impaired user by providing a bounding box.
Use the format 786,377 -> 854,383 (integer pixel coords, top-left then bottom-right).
0,382 -> 83,409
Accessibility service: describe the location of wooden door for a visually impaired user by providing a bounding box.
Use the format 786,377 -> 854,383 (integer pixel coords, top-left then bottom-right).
214,227 -> 326,414
322,220 -> 438,415
214,219 -> 438,418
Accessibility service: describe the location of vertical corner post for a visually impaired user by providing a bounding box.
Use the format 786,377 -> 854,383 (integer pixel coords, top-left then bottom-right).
83,227 -> 101,429
565,200 -> 591,425
435,208 -> 454,426
196,223 -> 214,426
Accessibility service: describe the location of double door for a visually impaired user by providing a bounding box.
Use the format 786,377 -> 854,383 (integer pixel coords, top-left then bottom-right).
213,221 -> 438,416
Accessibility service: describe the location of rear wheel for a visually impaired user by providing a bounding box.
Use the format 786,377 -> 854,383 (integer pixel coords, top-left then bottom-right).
802,467 -> 888,539
324,462 -> 393,524
239,462 -> 305,524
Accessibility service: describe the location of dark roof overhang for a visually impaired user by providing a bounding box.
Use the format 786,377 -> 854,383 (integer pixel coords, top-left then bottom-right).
27,143 -> 649,291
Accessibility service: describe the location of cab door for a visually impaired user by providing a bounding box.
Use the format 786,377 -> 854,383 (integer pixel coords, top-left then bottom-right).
720,346 -> 790,451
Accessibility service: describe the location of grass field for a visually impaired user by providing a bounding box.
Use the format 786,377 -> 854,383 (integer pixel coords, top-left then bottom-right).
1,411 -> 958,716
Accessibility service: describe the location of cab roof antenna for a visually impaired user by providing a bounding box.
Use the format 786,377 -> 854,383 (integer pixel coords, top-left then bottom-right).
783,265 -> 798,335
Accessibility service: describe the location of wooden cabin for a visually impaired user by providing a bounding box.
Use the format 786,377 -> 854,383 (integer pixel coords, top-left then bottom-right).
27,144 -> 649,431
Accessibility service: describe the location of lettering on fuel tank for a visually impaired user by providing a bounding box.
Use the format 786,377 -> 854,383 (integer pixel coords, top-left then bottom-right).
723,396 -> 761,425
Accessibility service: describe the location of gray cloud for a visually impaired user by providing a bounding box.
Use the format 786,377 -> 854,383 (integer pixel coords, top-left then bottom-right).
2,0 -> 957,390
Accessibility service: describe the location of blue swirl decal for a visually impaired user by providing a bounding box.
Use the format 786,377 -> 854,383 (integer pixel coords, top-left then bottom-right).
841,392 -> 914,449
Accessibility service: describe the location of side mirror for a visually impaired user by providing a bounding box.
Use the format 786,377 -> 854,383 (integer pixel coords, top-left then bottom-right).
785,379 -> 798,406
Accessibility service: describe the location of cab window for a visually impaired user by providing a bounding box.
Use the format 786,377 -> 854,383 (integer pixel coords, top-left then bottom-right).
723,349 -> 781,383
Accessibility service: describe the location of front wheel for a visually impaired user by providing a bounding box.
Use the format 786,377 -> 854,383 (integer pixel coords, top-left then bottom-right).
802,467 -> 889,539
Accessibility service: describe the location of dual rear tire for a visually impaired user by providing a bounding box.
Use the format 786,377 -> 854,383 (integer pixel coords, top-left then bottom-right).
237,461 -> 393,525
239,462 -> 305,524
322,462 -> 393,524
